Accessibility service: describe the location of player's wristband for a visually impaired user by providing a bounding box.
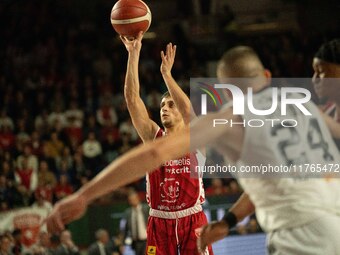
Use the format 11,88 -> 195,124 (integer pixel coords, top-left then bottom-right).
222,211 -> 237,228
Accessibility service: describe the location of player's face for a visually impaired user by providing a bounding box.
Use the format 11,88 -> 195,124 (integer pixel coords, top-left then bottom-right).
160,96 -> 183,128
312,58 -> 340,101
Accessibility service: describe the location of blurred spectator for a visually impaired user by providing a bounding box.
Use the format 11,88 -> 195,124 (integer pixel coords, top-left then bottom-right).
117,132 -> 134,155
39,143 -> 57,173
0,109 -> 14,131
54,230 -> 79,255
102,133 -> 119,164
56,147 -> 73,172
0,126 -> 15,151
15,119 -> 30,144
34,110 -> 50,136
45,132 -> 65,158
82,131 -> 102,172
83,115 -> 100,139
32,187 -> 53,213
0,175 -> 10,207
14,157 -> 38,193
11,229 -> 23,255
73,151 -> 88,182
54,175 -> 73,201
57,159 -> 74,183
124,190 -> 148,255
17,145 -> 39,172
119,119 -> 138,143
65,101 -> 84,128
32,187 -> 53,212
31,231 -> 54,255
205,178 -> 227,196
88,229 -> 112,255
96,100 -> 117,128
48,104 -> 66,129
37,161 -> 57,188
29,131 -> 44,157
64,101 -> 84,144
0,234 -> 12,255
1,161 -> 14,180
100,121 -> 119,146
0,201 -> 9,212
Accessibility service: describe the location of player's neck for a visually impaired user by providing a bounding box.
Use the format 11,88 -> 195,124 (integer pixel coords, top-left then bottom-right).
164,123 -> 185,135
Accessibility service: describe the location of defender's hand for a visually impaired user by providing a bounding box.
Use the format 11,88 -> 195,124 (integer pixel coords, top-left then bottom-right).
197,221 -> 229,253
44,193 -> 88,234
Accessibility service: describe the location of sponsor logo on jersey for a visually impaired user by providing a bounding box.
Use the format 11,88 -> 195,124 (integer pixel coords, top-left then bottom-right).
160,178 -> 180,203
165,166 -> 190,174
147,246 -> 156,255
162,156 -> 190,167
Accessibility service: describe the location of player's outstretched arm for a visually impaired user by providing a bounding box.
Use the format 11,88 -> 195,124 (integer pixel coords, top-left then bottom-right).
160,43 -> 192,124
197,193 -> 255,253
44,128 -> 190,234
321,111 -> 340,139
121,31 -> 158,142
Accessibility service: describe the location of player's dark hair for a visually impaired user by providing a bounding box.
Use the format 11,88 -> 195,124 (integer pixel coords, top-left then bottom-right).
161,91 -> 171,99
315,39 -> 340,65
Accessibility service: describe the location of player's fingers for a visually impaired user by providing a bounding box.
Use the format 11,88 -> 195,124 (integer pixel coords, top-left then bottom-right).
173,45 -> 177,57
167,43 -> 171,56
119,35 -> 126,43
197,235 -> 206,254
198,226 -> 208,251
55,213 -> 65,232
170,43 -> 174,58
47,209 -> 64,233
160,51 -> 166,62
47,216 -> 59,234
137,31 -> 143,41
121,35 -> 129,43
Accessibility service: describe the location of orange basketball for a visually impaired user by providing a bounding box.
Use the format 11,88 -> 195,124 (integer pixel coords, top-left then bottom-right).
110,0 -> 152,38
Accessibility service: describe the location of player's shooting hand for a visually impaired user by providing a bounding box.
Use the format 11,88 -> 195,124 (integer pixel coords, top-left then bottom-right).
120,31 -> 143,54
160,42 -> 177,76
44,193 -> 88,234
197,221 -> 229,254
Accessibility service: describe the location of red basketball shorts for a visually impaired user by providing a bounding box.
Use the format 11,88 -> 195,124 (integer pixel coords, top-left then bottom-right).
145,210 -> 213,255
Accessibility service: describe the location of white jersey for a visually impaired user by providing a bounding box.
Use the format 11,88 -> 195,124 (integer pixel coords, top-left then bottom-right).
234,87 -> 340,232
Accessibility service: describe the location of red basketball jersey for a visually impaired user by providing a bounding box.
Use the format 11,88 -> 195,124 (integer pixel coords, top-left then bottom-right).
146,128 -> 206,211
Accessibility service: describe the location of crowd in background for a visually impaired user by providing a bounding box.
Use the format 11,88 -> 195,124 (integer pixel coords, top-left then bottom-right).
0,228 -> 126,255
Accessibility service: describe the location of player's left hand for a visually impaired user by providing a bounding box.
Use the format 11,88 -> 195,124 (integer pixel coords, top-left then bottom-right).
197,221 -> 229,253
160,42 -> 177,76
43,193 -> 88,234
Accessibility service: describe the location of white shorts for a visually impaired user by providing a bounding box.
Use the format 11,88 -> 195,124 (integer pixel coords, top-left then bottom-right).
267,213 -> 340,255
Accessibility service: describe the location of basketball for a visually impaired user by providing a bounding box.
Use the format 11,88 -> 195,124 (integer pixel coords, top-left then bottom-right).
110,0 -> 152,38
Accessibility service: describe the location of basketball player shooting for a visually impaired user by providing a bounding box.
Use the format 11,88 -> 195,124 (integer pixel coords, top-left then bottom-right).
45,46 -> 340,254
119,32 -> 212,255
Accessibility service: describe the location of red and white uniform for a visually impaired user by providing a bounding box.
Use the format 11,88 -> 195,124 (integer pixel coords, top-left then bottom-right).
145,128 -> 213,255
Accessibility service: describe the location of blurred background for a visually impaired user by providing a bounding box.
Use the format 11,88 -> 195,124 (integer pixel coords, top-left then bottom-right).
0,0 -> 339,254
